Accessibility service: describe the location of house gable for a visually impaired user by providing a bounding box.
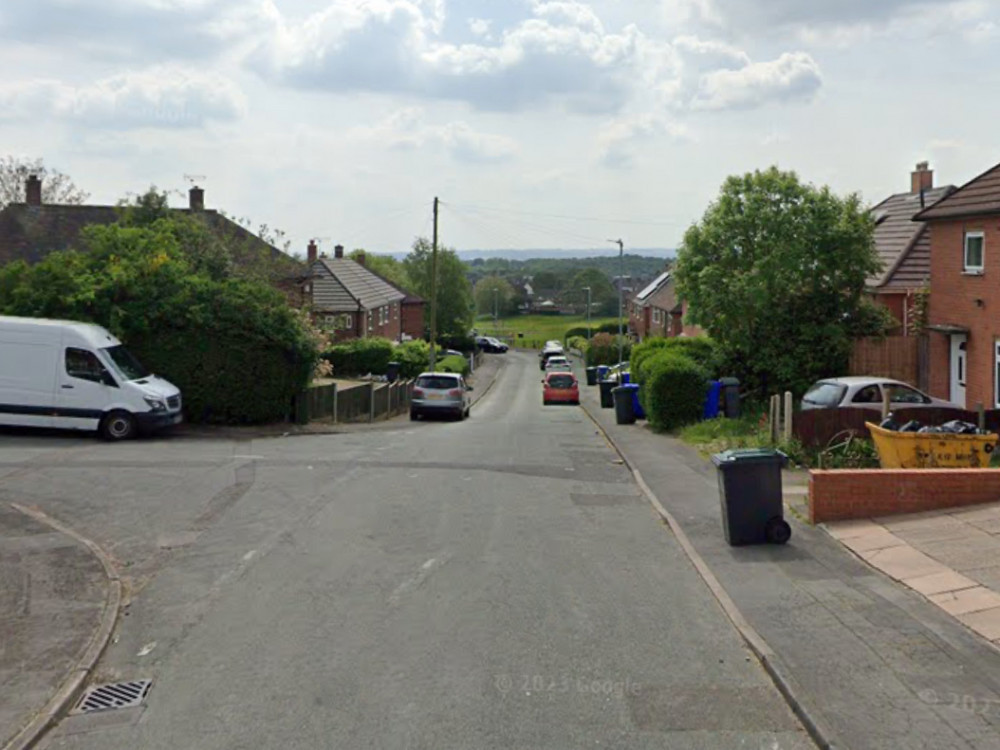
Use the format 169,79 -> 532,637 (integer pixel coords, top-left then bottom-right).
869,185 -> 955,289
915,162 -> 1000,221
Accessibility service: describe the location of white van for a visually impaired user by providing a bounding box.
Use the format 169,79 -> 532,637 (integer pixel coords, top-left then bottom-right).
0,316 -> 183,440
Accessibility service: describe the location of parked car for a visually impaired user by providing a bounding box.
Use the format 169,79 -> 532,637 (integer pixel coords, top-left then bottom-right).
544,356 -> 572,373
603,362 -> 630,384
440,348 -> 466,359
801,377 -> 959,411
0,315 -> 183,440
410,372 -> 472,421
542,372 -> 580,405
475,336 -> 508,353
539,346 -> 565,370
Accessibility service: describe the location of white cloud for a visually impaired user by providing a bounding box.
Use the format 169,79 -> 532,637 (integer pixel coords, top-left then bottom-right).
0,67 -> 246,128
598,114 -> 689,168
354,108 -> 518,163
691,52 -> 821,110
468,17 -> 492,37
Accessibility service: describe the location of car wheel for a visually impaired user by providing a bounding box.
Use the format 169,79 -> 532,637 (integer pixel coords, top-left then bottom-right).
100,410 -> 137,441
464,407 -> 471,418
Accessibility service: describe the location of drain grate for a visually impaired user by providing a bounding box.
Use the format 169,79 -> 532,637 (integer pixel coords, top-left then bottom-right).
75,680 -> 152,713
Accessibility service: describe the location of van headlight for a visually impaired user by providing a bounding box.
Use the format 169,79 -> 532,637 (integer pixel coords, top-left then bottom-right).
144,396 -> 167,412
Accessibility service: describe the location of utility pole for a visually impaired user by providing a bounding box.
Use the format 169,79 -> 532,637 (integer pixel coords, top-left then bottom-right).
493,287 -> 499,331
429,197 -> 440,372
583,286 -> 591,342
609,238 -> 624,365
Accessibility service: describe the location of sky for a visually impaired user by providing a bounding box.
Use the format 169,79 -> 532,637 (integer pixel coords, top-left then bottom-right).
2,0 -> 999,256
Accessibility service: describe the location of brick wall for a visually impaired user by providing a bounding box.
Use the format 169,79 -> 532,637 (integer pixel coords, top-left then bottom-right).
927,216 -> 1000,407
809,469 -> 1000,523
401,302 -> 424,340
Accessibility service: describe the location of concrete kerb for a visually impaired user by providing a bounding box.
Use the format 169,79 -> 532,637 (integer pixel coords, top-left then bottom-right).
579,404 -> 840,750
4,504 -> 122,750
469,355 -> 505,410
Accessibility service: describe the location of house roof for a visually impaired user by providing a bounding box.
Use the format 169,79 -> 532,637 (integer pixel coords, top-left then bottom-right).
914,161 -> 1000,221
645,276 -> 681,312
634,271 -> 671,303
0,202 -> 303,277
314,258 -> 406,310
363,265 -> 424,305
868,185 -> 955,289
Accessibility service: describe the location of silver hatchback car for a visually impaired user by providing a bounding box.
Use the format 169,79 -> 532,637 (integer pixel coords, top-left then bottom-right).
411,372 -> 472,421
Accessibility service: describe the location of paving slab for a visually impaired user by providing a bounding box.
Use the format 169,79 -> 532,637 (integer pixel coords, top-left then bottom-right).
922,537 -> 1000,572
841,529 -> 906,554
824,519 -> 884,540
904,571 -> 981,597
931,587 -> 1000,616
959,608 -> 1000,641
860,544 -> 950,580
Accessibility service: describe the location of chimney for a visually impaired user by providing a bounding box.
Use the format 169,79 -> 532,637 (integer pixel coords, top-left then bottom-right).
334,244 -> 344,259
307,240 -> 318,264
356,251 -> 366,267
25,174 -> 41,206
911,161 -> 933,194
189,186 -> 204,211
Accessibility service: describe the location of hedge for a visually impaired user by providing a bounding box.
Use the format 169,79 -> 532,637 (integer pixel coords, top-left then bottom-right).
642,352 -> 709,431
324,337 -> 395,376
395,339 -> 430,379
585,332 -> 631,367
437,354 -> 470,375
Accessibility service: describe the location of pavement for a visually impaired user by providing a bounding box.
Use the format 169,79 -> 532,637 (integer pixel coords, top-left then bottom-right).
0,355 -> 507,750
579,373 -> 1000,750
2,349 -> 812,749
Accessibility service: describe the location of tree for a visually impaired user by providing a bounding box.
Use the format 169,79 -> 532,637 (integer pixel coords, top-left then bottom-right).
474,276 -> 517,317
568,268 -> 616,316
531,270 -> 563,296
403,238 -> 474,338
0,156 -> 89,209
674,166 -> 883,397
349,249 -> 411,291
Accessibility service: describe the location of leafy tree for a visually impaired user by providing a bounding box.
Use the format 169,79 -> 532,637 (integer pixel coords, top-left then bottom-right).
674,166 -> 882,397
568,267 -> 616,316
531,270 -> 562,296
403,238 -> 474,338
0,156 -> 89,209
474,275 -> 517,316
350,249 -> 411,291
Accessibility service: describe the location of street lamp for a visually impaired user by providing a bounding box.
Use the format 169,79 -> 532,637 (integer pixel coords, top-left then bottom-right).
609,239 -> 624,365
493,287 -> 499,332
582,286 -> 591,342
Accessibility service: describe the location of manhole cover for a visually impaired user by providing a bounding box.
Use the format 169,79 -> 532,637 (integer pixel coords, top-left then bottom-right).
74,680 -> 152,713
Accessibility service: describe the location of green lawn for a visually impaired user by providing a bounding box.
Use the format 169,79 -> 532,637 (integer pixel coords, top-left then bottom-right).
474,314 -> 622,348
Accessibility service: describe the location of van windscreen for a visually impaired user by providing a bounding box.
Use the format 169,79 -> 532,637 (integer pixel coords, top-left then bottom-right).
103,345 -> 151,381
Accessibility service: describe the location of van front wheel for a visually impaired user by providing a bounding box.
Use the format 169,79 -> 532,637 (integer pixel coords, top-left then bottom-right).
100,411 -> 137,441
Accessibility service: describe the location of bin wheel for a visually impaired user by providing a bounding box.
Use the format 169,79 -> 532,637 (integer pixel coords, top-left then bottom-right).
765,517 -> 791,545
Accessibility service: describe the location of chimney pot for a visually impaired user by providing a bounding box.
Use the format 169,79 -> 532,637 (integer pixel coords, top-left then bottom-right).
356,251 -> 366,267
189,186 -> 204,211
25,174 -> 42,206
911,162 -> 933,194
334,244 -> 344,259
307,240 -> 318,264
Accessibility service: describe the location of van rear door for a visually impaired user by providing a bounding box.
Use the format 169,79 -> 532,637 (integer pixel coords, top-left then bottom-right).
53,346 -> 114,432
0,339 -> 57,428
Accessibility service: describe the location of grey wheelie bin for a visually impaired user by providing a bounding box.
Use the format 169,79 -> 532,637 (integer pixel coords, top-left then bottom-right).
613,386 -> 636,425
711,449 -> 791,546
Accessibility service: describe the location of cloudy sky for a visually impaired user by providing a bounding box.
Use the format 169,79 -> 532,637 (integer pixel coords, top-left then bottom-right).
2,0 -> 998,255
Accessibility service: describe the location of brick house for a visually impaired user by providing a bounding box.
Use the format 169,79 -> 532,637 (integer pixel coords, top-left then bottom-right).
0,176 -> 305,298
915,161 -> 1000,409
629,271 -> 702,341
868,162 -> 956,334
306,243 -> 406,342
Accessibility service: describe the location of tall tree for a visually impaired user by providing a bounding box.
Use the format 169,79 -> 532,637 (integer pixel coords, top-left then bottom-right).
403,238 -> 474,338
567,268 -> 616,316
474,276 -> 517,316
0,156 -> 89,209
674,166 -> 883,397
349,249 -> 411,291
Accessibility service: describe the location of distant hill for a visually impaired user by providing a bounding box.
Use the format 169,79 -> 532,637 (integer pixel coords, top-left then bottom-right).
383,248 -> 674,261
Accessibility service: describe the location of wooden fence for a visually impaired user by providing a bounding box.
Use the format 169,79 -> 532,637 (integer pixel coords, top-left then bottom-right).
292,380 -> 415,425
849,336 -> 928,389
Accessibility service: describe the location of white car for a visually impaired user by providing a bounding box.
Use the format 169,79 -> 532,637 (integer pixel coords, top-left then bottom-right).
544,356 -> 572,372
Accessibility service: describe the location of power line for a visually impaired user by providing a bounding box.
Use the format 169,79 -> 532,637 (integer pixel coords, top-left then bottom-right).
447,200 -> 687,228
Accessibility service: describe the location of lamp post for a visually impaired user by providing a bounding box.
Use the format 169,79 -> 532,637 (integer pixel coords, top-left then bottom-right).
582,286 -> 591,342
493,287 -> 499,333
609,239 -> 624,365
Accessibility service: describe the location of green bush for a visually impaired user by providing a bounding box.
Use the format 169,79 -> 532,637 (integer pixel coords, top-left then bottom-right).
657,337 -> 722,377
565,335 -> 588,353
643,352 -> 709,431
564,326 -> 589,341
584,332 -> 632,366
394,339 -> 430,379
324,337 -> 395,376
630,338 -> 671,385
437,354 -> 470,375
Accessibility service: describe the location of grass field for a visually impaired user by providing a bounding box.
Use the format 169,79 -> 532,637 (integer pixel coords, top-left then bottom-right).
474,314 -> 622,348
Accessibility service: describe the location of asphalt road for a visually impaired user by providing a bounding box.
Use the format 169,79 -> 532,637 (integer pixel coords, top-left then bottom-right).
3,351 -> 813,749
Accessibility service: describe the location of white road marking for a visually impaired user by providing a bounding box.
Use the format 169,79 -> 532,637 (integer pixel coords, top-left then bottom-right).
389,555 -> 450,605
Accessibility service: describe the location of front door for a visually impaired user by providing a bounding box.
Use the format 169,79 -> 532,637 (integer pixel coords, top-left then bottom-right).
950,334 -> 967,408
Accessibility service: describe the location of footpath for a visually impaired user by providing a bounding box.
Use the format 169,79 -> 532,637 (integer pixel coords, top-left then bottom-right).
579,377 -> 1000,750
0,504 -> 118,750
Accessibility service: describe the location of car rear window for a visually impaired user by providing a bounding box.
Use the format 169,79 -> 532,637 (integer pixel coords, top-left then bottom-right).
416,376 -> 459,389
548,375 -> 575,388
802,382 -> 846,407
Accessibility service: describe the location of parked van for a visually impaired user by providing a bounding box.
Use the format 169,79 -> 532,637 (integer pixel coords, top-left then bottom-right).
0,316 -> 183,440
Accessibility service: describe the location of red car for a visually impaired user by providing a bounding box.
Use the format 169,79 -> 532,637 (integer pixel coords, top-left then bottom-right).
543,372 -> 580,405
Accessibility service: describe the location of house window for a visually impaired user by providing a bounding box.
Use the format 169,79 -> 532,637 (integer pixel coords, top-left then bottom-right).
965,231 -> 985,273
652,309 -> 660,324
